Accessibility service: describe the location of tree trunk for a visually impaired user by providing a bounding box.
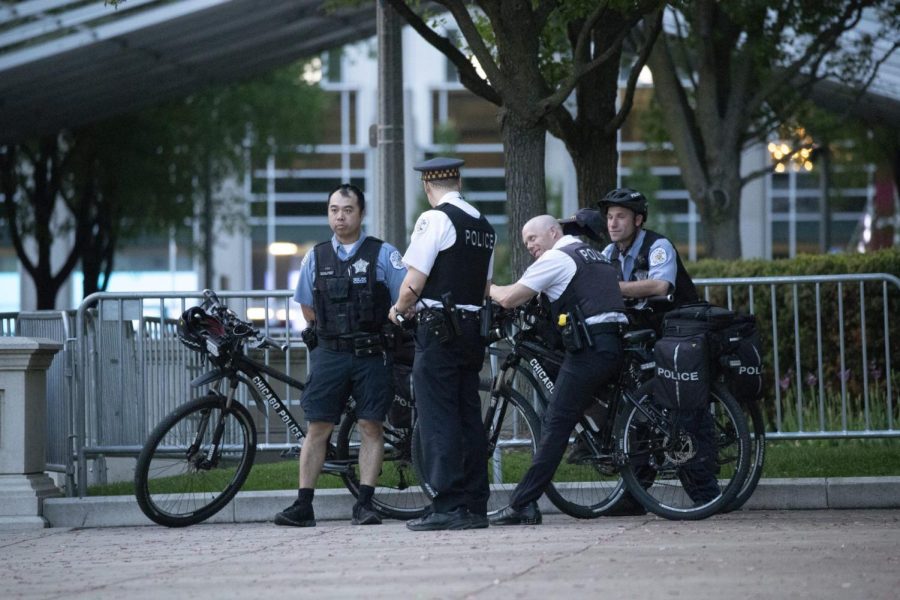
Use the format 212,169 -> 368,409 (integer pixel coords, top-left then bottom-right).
499,108 -> 546,279
693,170 -> 742,259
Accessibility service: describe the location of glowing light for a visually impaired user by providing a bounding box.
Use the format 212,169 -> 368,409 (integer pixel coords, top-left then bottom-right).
268,242 -> 299,256
302,57 -> 323,85
775,163 -> 786,173
247,307 -> 269,321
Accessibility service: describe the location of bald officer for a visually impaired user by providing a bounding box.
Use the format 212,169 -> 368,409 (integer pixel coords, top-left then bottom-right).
389,157 -> 495,531
489,215 -> 627,525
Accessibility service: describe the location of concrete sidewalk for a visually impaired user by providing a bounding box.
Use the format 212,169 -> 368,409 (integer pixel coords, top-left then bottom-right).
2,509 -> 899,599
40,476 -> 900,528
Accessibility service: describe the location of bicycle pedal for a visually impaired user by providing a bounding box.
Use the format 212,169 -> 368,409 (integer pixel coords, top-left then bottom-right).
279,446 -> 301,459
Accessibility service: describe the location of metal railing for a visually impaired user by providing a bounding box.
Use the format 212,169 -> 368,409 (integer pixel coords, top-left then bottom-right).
73,290 -> 310,495
4,271 -> 897,496
696,273 -> 899,440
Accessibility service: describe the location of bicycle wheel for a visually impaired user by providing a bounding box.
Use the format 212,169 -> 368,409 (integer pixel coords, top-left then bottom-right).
721,399 -> 766,512
135,394 -> 256,527
515,380 -> 628,519
482,389 -> 543,515
336,412 -> 429,519
616,384 -> 750,520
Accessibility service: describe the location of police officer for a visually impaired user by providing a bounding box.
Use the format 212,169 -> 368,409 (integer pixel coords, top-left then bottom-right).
488,215 -> 627,525
599,188 -> 717,504
599,187 -> 698,318
274,183 -> 406,527
388,157 -> 495,531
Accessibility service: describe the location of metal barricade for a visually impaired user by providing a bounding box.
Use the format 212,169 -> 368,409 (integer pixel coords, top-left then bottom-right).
9,312 -> 74,485
73,291 -> 308,496
65,274 -> 899,495
696,273 -> 899,440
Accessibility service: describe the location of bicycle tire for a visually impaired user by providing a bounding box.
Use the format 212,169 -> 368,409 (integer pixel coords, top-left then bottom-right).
482,389 -> 543,515
511,375 -> 629,519
616,384 -> 750,520
134,394 -> 256,527
721,399 -> 766,513
336,412 -> 429,519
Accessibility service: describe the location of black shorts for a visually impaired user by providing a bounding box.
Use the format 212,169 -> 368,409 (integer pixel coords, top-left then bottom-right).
300,347 -> 394,424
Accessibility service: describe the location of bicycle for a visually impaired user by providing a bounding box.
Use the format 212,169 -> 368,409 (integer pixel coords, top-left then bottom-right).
134,290 -> 430,527
477,299 -> 752,520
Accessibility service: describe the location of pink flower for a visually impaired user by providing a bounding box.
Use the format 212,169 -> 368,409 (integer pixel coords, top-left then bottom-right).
805,372 -> 818,387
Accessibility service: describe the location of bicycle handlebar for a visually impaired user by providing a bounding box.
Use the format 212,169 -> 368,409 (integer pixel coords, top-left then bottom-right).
200,289 -> 288,353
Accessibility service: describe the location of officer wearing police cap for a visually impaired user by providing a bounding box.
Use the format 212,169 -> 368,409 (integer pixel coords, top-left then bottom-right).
389,156 -> 495,531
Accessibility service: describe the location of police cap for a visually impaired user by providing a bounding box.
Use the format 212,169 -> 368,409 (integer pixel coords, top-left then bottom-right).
558,208 -> 605,242
413,156 -> 464,181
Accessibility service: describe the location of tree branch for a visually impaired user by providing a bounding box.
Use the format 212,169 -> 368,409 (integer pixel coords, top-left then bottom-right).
746,2 -> 867,116
386,0 -> 501,105
606,9 -> 662,135
434,0 -> 507,97
539,6 -> 640,115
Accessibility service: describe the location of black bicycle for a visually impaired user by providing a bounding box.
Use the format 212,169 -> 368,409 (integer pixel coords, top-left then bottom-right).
134,290 -> 429,527
477,299 -> 752,520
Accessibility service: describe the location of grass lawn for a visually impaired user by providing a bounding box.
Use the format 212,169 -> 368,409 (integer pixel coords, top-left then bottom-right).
89,438 -> 900,496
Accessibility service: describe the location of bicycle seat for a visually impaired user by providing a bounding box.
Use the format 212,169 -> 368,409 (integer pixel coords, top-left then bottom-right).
623,329 -> 655,345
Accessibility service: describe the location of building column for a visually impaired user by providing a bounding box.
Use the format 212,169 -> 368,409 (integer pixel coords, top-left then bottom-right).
375,0 -> 406,249
0,338 -> 63,530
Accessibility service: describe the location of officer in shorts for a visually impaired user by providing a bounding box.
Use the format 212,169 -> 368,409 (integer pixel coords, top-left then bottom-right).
389,157 -> 495,531
274,183 -> 406,527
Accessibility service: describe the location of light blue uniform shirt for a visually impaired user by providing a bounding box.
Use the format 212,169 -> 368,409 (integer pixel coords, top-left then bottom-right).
294,235 -> 407,307
602,229 -> 678,289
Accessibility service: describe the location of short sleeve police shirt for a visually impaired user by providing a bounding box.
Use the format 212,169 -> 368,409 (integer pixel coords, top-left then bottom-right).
602,229 -> 677,288
294,236 -> 407,306
517,236 -> 579,302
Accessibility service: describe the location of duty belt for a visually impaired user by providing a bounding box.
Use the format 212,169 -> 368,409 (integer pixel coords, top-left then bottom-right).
318,334 -> 381,353
415,308 -> 480,323
585,322 -> 625,336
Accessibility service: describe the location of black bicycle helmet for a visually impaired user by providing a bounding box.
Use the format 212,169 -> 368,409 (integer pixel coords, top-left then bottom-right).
597,187 -> 648,218
177,306 -> 225,353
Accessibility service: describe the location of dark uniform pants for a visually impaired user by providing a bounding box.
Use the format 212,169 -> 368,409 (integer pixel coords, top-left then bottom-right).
413,317 -> 489,515
510,332 -> 623,509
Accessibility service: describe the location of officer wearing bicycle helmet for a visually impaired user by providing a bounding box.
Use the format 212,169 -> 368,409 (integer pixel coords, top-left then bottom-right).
488,214 -> 627,526
274,183 -> 406,528
599,187 -> 698,309
389,157 -> 495,531
600,188 -> 717,505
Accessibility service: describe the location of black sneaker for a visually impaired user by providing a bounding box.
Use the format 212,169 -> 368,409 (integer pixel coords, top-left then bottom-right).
489,502 -> 542,526
406,507 -> 472,531
462,512 -> 489,529
274,500 -> 316,527
352,502 -> 382,525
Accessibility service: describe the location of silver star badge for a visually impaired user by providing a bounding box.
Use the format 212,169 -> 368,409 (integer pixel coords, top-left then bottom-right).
352,258 -> 369,274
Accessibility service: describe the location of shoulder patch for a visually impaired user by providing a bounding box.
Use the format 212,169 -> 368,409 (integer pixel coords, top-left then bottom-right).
649,247 -> 668,267
389,250 -> 404,270
414,216 -> 429,235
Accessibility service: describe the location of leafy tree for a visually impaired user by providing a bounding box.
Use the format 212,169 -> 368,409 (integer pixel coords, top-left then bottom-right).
644,0 -> 899,258
387,0 -> 662,277
2,63 -> 323,308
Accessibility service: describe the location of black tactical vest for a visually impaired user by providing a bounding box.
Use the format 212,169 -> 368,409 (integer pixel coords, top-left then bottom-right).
312,237 -> 391,337
610,229 -> 699,307
421,203 -> 495,306
551,242 -> 626,321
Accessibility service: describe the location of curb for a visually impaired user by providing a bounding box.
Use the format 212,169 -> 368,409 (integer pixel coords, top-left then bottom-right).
40,476 -> 900,528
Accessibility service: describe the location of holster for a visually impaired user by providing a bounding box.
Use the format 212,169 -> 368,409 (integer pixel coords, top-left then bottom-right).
300,326 -> 318,351
352,334 -> 384,358
419,309 -> 453,344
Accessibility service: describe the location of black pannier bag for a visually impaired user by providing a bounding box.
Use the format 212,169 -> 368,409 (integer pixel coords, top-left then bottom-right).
719,314 -> 764,403
652,333 -> 710,410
